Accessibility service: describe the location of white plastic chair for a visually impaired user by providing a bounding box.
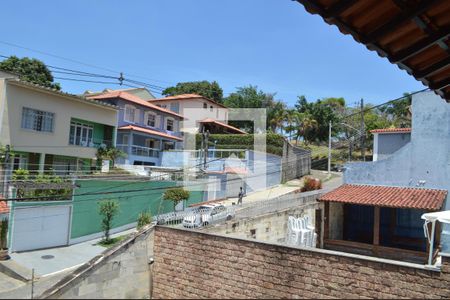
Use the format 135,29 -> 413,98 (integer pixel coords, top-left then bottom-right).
294,218 -> 310,247
287,216 -> 297,245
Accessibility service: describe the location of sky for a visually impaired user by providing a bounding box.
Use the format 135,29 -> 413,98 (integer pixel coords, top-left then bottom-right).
0,0 -> 425,107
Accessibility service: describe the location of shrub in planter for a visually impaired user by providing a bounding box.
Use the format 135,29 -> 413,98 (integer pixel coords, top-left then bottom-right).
137,211 -> 152,230
301,177 -> 322,192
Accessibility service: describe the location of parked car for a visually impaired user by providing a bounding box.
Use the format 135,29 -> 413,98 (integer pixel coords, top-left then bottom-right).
182,204 -> 234,228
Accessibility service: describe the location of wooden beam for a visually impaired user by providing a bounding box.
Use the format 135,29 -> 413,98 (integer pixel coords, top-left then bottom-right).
373,206 -> 380,246
415,56 -> 450,79
363,0 -> 440,44
392,26 -> 450,63
430,77 -> 450,91
321,0 -> 358,19
324,202 -> 330,240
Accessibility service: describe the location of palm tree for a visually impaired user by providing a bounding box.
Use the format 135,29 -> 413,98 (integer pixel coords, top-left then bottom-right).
293,113 -> 318,145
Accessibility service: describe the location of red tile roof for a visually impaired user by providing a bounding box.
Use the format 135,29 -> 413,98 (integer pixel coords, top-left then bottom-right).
370,128 -> 411,134
0,195 -> 8,214
199,118 -> 247,134
319,184 -> 447,211
118,125 -> 183,141
148,94 -> 227,108
87,91 -> 185,119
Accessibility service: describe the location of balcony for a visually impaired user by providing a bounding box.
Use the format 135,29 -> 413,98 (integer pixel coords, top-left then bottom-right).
117,144 -> 159,158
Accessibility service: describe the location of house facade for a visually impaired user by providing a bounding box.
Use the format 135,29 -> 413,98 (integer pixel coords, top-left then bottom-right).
371,128 -> 411,161
335,91 -> 450,260
0,72 -> 118,176
148,94 -> 245,134
88,91 -> 184,166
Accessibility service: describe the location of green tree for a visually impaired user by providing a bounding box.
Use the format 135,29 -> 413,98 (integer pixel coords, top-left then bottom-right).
378,92 -> 412,127
96,147 -> 127,167
224,85 -> 286,133
295,96 -> 341,142
98,200 -> 120,243
163,188 -> 190,211
162,80 -> 223,103
0,56 -> 60,90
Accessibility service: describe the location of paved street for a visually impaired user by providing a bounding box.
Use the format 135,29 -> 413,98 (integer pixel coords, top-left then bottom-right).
224,170 -> 342,206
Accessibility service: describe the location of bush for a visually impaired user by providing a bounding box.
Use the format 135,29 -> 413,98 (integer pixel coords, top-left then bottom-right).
98,200 -> 120,242
137,211 -> 152,230
301,177 -> 322,192
163,188 -> 190,211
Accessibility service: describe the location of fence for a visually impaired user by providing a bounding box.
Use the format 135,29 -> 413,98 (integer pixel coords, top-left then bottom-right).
155,204 -> 237,228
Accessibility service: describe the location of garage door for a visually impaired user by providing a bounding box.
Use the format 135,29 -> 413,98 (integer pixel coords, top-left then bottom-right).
11,205 -> 71,252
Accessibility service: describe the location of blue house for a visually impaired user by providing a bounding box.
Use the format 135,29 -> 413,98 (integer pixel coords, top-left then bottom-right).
88,91 -> 184,166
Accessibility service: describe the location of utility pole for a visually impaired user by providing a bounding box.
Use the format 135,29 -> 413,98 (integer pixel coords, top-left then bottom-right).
360,98 -> 366,162
328,121 -> 331,175
203,129 -> 209,170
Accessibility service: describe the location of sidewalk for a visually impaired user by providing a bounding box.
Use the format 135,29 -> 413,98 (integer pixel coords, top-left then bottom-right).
224,170 -> 342,206
9,228 -> 136,277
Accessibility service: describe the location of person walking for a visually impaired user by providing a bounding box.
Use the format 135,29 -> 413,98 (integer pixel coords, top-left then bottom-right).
238,186 -> 244,205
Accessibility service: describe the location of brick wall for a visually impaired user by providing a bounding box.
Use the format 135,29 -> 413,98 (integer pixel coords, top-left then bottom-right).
153,226 -> 450,299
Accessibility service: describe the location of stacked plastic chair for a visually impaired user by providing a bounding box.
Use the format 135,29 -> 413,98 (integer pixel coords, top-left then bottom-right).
286,215 -> 317,247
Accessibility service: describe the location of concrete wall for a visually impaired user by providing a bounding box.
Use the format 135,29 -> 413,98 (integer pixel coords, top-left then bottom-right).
0,80 -> 117,160
40,226 -> 154,299
204,202 -> 319,244
153,226 -> 450,299
344,91 -> 450,250
281,140 -> 311,182
374,132 -> 411,161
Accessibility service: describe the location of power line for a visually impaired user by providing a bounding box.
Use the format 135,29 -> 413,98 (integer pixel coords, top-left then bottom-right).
3,155 -> 307,202
342,88 -> 429,119
0,41 -> 174,86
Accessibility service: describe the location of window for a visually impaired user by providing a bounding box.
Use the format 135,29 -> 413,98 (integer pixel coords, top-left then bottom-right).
203,103 -> 207,109
69,121 -> 94,147
124,105 -> 138,123
166,119 -> 174,131
123,134 -> 129,145
12,154 -> 28,170
21,107 -> 54,132
146,113 -> 156,127
210,106 -> 213,112
145,139 -> 155,148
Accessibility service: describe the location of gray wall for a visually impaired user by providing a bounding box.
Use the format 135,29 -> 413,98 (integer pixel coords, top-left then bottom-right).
376,132 -> 411,161
344,91 -> 450,251
40,227 -> 154,299
282,140 -> 311,182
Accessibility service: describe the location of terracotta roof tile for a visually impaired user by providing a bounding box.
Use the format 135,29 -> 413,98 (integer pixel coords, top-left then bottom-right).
319,184 -> 447,211
370,128 -> 411,134
88,91 -> 185,119
199,118 -> 247,134
118,125 -> 183,141
0,195 -> 8,214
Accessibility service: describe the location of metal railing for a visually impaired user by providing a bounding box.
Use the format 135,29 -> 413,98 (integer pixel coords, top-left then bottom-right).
155,205 -> 236,228
116,144 -> 160,158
